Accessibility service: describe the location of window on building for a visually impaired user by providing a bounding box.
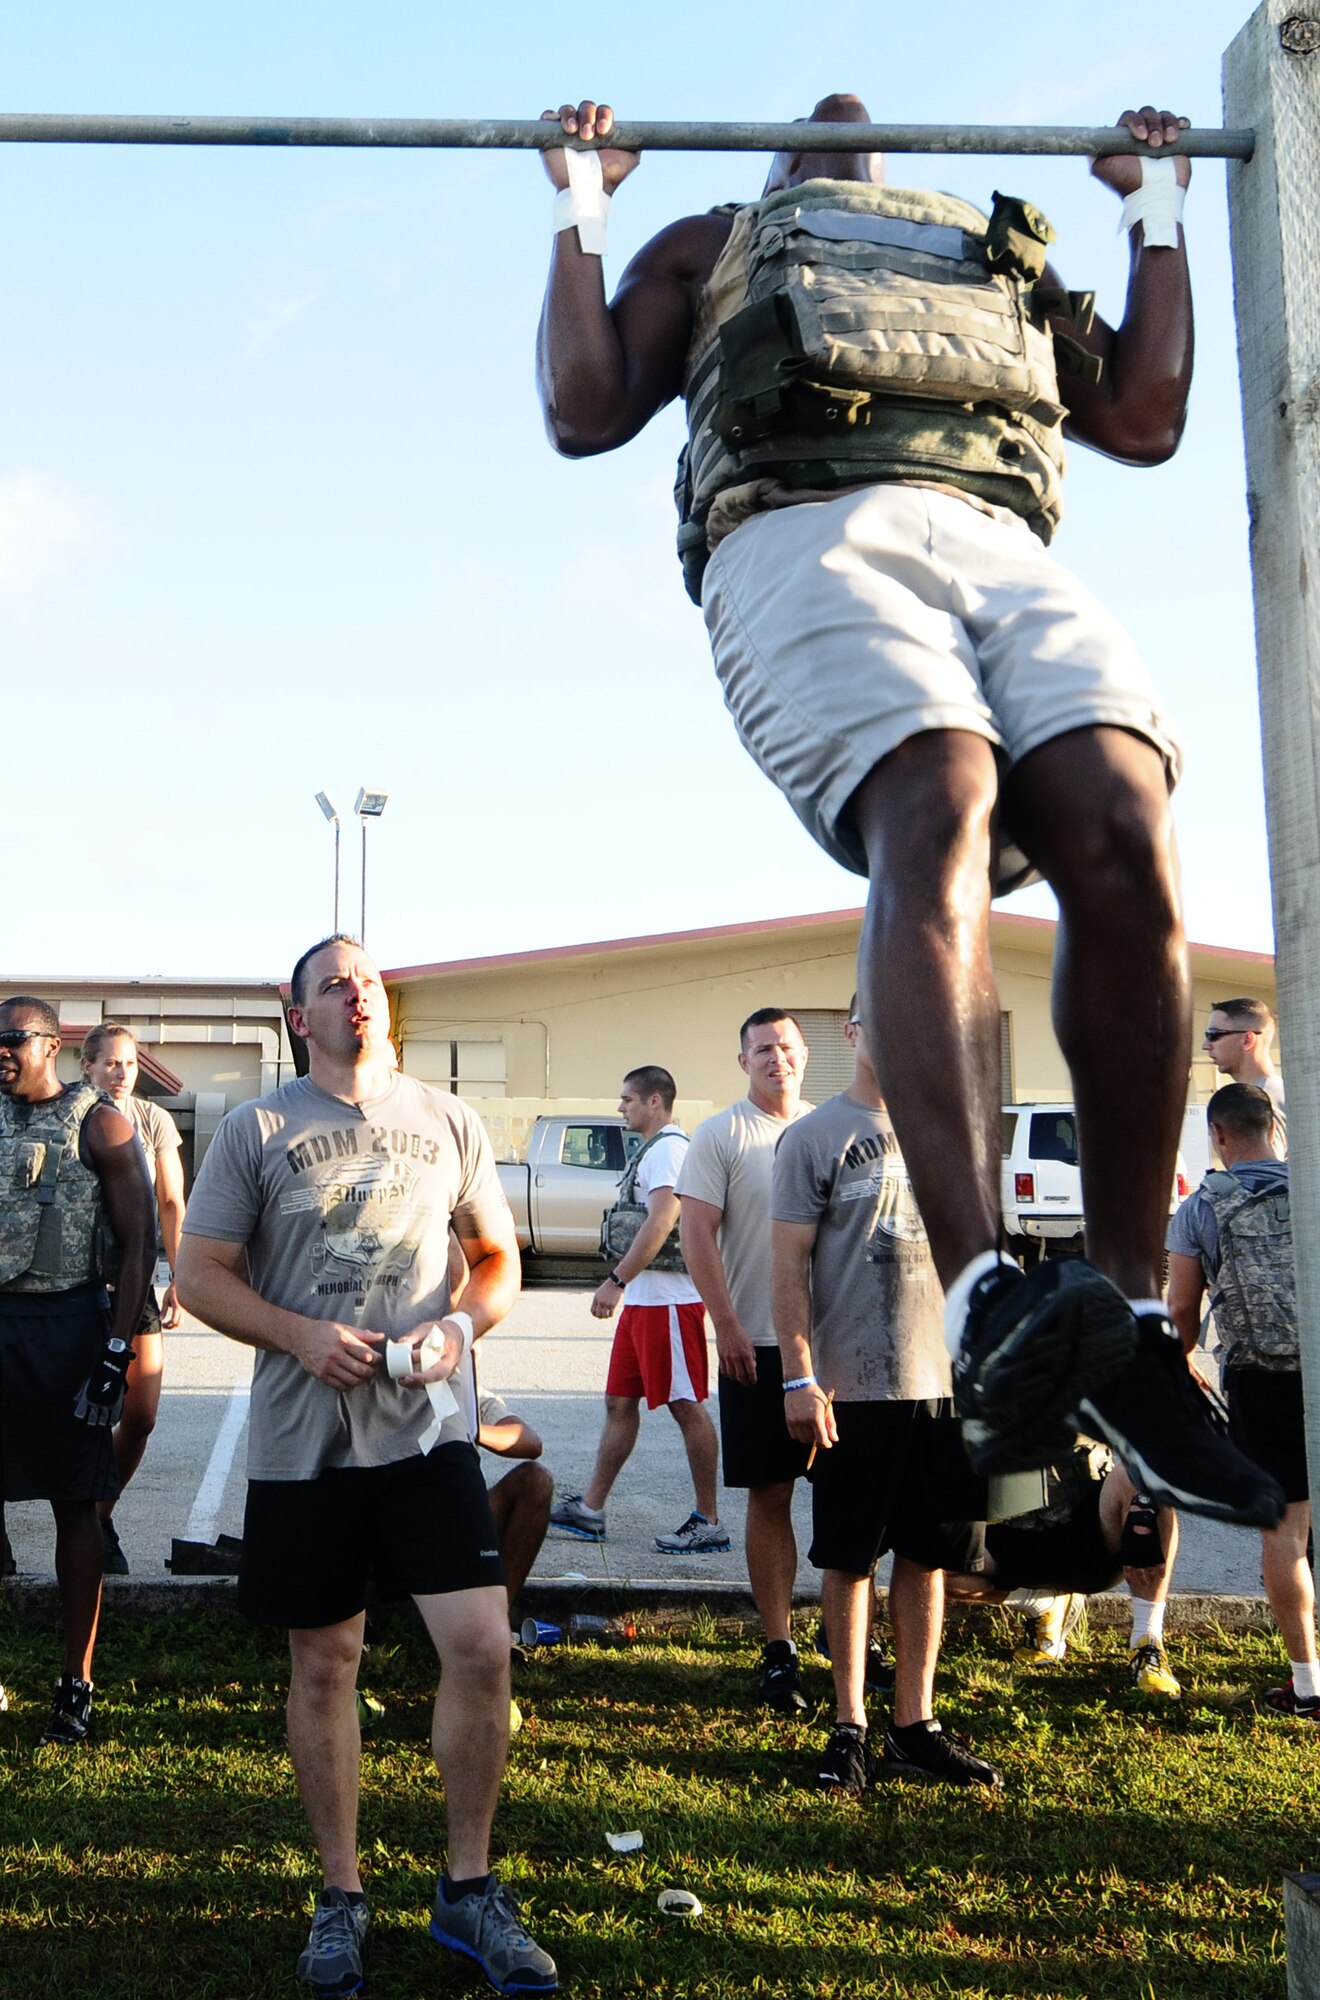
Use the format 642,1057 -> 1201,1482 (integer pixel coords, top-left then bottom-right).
403,1037 -> 507,1096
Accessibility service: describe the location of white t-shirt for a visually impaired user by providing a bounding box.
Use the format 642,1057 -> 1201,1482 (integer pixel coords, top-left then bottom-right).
627,1126 -> 703,1309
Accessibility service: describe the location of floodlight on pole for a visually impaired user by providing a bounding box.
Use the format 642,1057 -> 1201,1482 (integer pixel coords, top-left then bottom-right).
314,791 -> 342,932
354,788 -> 389,944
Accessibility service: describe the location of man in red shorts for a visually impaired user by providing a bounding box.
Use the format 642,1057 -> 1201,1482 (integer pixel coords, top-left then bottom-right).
549,1065 -> 727,1554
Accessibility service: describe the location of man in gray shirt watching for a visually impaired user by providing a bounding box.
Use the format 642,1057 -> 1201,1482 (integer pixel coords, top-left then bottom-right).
773,997 -> 999,1793
177,935 -> 557,1999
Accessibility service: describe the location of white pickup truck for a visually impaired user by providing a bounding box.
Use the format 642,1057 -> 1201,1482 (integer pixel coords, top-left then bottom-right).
1001,1101 -> 1190,1260
496,1114 -> 640,1267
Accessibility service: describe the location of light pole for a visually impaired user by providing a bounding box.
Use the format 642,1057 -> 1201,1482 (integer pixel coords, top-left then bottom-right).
354,788 -> 389,943
314,792 -> 341,931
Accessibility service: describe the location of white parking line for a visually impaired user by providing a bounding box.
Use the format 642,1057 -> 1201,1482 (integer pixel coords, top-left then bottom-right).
185,1385 -> 250,1543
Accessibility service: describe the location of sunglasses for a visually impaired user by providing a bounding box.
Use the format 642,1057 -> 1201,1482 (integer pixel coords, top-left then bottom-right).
0,1028 -> 54,1049
1203,1027 -> 1248,1043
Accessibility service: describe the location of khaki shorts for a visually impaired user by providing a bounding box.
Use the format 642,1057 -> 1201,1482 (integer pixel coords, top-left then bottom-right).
702,484 -> 1183,893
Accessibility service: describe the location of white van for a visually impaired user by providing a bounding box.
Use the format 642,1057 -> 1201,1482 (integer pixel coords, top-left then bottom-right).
1001,1102 -> 1190,1261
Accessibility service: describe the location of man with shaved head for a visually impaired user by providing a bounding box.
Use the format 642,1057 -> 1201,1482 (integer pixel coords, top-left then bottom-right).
535,91 -> 1279,1530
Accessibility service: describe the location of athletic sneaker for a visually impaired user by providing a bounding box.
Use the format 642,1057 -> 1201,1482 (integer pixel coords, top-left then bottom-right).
548,1494 -> 606,1542
880,1719 -> 1003,1789
955,1258 -> 1135,1474
1130,1640 -> 1181,1699
813,1623 -> 896,1694
1263,1680 -> 1320,1721
430,1874 -> 558,1993
759,1639 -> 807,1714
1076,1314 -> 1286,1528
653,1511 -> 731,1554
38,1674 -> 93,1746
815,1723 -> 872,1797
100,1516 -> 129,1577
296,1886 -> 370,1997
1013,1594 -> 1086,1666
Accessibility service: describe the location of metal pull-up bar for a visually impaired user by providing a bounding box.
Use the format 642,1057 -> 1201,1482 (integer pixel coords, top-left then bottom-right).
0,114 -> 1255,159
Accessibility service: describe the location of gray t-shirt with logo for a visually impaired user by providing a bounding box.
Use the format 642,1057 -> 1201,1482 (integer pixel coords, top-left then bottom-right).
772,1090 -> 949,1402
184,1072 -> 510,1479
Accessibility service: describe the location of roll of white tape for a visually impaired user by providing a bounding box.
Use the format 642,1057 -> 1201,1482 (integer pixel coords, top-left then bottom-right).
386,1324 -> 461,1452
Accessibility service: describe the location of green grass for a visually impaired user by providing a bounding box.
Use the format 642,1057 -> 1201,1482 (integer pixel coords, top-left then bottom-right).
0,1606 -> 1315,1998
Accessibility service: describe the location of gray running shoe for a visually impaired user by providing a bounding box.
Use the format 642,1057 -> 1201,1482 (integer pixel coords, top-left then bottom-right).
548,1493 -> 606,1542
653,1511 -> 731,1554
430,1875 -> 558,1993
296,1886 -> 369,1997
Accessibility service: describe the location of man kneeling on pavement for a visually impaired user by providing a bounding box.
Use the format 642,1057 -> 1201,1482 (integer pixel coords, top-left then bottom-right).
773,999 -> 1000,1792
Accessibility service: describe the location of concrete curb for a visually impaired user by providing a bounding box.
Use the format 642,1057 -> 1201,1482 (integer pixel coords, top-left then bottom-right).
0,1573 -> 1279,1635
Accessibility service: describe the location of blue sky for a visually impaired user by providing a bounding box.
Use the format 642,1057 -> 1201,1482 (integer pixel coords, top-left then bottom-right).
0,1 -> 1274,978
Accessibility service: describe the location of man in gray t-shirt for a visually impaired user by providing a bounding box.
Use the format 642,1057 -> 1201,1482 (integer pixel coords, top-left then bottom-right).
773,1000 -> 997,1794
677,1008 -> 812,1712
177,935 -> 556,1998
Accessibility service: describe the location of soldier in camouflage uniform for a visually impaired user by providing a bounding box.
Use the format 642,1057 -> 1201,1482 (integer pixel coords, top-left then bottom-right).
0,994 -> 155,1744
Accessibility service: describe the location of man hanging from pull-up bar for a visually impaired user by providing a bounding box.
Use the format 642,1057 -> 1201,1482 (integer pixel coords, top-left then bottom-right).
534,92 -> 1282,1529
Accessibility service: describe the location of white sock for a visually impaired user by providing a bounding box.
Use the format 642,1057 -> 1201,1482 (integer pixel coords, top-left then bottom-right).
1004,1587 -> 1057,1614
1291,1659 -> 1320,1699
943,1250 -> 1018,1357
1130,1598 -> 1166,1648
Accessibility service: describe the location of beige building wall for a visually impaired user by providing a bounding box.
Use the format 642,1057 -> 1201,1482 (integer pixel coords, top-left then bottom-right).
386,909 -> 1281,1155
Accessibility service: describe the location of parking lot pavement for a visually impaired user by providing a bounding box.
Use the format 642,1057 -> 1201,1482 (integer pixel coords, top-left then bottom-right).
2,1286 -> 1266,1605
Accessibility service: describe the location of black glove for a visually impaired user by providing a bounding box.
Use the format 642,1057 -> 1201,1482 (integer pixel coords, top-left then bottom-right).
73,1337 -> 135,1428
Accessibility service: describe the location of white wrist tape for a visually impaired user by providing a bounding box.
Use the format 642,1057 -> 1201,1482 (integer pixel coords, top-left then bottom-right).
443,1310 -> 476,1361
554,146 -> 610,255
1119,156 -> 1185,249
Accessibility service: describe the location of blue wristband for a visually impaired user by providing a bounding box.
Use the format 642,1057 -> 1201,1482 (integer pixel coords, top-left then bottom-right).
782,1374 -> 817,1393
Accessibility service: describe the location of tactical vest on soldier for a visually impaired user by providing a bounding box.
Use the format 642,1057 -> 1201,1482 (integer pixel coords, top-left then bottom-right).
0,1082 -> 118,1293
676,181 -> 1099,602
1202,1169 -> 1299,1373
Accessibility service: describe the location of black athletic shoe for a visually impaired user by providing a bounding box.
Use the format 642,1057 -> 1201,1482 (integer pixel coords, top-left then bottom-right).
879,1719 -> 1002,1789
1075,1314 -> 1286,1528
759,1640 -> 807,1714
100,1517 -> 129,1577
38,1674 -> 93,1747
815,1723 -> 872,1797
955,1257 -> 1136,1474
813,1622 -> 896,1695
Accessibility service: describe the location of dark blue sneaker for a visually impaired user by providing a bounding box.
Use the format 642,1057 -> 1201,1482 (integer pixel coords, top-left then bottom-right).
296,1886 -> 369,1997
1076,1314 -> 1285,1527
955,1258 -> 1135,1473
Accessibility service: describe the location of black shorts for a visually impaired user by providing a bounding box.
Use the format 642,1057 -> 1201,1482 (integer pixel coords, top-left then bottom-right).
0,1288 -> 119,1504
237,1443 -> 505,1629
808,1399 -> 987,1575
1227,1367 -> 1308,1504
987,1477 -> 1121,1595
719,1347 -> 811,1489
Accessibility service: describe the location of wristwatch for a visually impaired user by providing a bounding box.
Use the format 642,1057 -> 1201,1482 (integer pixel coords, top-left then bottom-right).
609,1270 -> 627,1289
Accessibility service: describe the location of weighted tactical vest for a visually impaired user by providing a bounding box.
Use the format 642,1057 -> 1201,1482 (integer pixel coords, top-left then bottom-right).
677,181 -> 1098,601
0,1082 -> 117,1292
1202,1169 -> 1299,1373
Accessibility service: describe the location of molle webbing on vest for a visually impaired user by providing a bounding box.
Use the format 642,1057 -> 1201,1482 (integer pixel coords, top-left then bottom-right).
0,1082 -> 118,1292
677,181 -> 1082,599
